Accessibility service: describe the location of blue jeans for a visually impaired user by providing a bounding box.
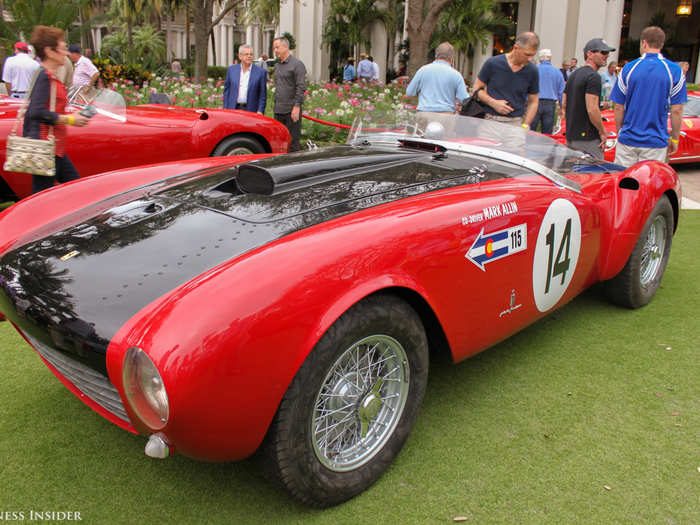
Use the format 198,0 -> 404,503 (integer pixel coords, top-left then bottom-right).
531,99 -> 556,134
32,155 -> 80,194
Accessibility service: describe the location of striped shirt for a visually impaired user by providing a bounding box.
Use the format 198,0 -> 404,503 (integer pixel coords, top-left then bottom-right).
610,53 -> 687,148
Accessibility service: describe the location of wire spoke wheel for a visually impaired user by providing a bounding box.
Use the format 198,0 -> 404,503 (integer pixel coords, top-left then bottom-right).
264,295 -> 428,507
312,335 -> 409,471
639,214 -> 667,287
605,195 -> 673,309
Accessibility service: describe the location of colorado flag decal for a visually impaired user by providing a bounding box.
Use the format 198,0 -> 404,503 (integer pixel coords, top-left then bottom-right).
466,223 -> 527,271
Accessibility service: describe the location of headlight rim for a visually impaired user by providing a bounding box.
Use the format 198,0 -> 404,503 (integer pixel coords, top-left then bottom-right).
122,346 -> 170,430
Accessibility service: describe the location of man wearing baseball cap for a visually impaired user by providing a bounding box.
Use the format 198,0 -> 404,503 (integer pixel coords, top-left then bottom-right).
562,37 -> 615,158
68,43 -> 99,88
610,26 -> 687,166
2,41 -> 40,98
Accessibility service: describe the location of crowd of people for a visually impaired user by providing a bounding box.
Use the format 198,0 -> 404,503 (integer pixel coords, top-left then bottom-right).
405,25 -> 689,167
0,21 -> 693,197
222,36 -> 307,152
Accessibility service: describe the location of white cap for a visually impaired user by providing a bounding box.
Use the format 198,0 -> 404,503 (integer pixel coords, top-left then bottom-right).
539,48 -> 552,59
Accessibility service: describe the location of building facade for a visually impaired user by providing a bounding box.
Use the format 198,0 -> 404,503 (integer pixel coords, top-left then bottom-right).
82,0 -> 699,83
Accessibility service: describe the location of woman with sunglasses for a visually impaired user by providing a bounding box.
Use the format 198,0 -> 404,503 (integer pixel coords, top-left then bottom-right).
24,25 -> 90,194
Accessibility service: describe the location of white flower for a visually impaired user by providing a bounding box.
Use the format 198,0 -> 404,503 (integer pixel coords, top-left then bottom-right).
336,108 -> 345,116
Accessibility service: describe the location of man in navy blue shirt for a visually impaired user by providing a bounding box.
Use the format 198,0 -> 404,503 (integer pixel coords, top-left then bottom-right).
472,32 -> 540,129
531,48 -> 564,134
610,26 -> 687,166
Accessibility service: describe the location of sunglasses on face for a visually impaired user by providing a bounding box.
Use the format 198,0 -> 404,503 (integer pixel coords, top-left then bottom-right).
594,50 -> 610,55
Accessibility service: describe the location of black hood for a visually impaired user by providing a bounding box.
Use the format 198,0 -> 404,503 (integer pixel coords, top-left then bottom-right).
0,144 -> 525,374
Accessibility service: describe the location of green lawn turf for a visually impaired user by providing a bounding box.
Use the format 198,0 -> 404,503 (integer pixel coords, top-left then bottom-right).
1,211 -> 698,524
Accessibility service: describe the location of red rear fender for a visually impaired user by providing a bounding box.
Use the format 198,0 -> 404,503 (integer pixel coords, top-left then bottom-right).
596,161 -> 680,281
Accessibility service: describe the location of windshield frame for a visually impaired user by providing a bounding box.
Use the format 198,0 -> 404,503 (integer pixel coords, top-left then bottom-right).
348,112 -> 584,193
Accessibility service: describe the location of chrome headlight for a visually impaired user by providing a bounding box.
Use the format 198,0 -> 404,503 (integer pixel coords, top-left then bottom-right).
123,347 -> 169,430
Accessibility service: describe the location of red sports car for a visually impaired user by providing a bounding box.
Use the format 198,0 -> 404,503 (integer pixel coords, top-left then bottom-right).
0,113 -> 681,507
551,91 -> 700,163
0,90 -> 290,201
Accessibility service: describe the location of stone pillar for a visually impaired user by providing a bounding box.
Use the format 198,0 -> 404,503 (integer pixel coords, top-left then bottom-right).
533,0 -> 569,69
370,19 -> 388,83
603,0 -> 625,64
472,35 -> 494,81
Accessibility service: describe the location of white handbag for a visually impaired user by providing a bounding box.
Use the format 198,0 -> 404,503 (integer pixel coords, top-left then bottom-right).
4,72 -> 56,177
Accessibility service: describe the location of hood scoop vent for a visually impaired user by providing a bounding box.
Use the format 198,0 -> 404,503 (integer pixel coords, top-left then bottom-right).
235,149 -> 427,196
104,199 -> 174,228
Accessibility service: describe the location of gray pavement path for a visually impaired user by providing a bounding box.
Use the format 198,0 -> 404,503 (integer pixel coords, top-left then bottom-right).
676,164 -> 700,210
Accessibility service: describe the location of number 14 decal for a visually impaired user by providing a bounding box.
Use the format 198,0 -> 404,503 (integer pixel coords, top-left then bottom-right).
533,199 -> 581,312
545,218 -> 572,294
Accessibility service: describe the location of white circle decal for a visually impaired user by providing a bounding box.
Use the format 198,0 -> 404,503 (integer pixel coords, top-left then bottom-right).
532,199 -> 582,312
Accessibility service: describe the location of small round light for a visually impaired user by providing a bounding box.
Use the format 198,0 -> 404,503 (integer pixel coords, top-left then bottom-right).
123,347 -> 169,430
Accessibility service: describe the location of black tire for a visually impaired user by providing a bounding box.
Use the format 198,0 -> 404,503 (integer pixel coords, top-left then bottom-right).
605,195 -> 674,308
211,135 -> 265,156
0,176 -> 18,202
263,295 -> 429,507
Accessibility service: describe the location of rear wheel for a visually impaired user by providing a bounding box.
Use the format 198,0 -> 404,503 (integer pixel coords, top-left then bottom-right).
263,295 -> 429,507
605,195 -> 673,308
211,135 -> 265,156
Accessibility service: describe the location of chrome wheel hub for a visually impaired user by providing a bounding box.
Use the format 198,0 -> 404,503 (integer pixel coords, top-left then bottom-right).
640,215 -> 667,287
312,335 -> 409,471
227,147 -> 254,156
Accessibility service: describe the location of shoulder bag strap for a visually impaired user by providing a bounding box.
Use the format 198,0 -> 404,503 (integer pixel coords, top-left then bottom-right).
9,68 -> 56,140
9,68 -> 43,137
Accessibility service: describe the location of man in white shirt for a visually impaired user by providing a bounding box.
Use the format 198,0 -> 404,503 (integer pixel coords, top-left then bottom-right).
370,56 -> 380,82
2,42 -> 40,98
357,54 -> 373,81
68,44 -> 99,88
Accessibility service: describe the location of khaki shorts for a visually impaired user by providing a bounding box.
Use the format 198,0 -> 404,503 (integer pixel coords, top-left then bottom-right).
614,142 -> 668,167
484,114 -> 523,126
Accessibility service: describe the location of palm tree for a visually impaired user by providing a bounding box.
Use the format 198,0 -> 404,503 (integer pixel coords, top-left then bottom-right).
405,0 -> 454,76
245,0 -> 280,27
0,0 -> 83,46
323,0 -> 387,75
191,0 -> 244,79
430,0 -> 510,72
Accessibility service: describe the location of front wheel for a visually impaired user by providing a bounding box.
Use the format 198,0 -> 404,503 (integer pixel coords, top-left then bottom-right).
263,295 -> 429,507
605,195 -> 674,308
211,135 -> 265,156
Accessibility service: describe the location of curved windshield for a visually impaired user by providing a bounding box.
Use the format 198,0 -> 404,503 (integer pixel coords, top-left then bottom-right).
68,86 -> 126,122
683,95 -> 700,117
347,110 -> 596,178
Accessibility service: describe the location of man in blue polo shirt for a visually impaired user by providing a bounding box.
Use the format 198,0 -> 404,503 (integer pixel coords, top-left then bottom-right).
531,48 -> 564,134
610,25 -> 686,166
406,41 -> 468,113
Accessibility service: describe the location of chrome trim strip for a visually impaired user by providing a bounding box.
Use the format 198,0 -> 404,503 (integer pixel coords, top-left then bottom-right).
353,134 -> 582,193
404,137 -> 582,193
21,331 -> 131,423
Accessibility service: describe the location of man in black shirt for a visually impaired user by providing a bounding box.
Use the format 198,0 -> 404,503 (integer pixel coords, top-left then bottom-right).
562,38 -> 615,158
273,36 -> 307,152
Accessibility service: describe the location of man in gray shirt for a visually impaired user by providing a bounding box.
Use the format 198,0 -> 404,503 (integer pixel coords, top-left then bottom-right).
273,36 -> 306,152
